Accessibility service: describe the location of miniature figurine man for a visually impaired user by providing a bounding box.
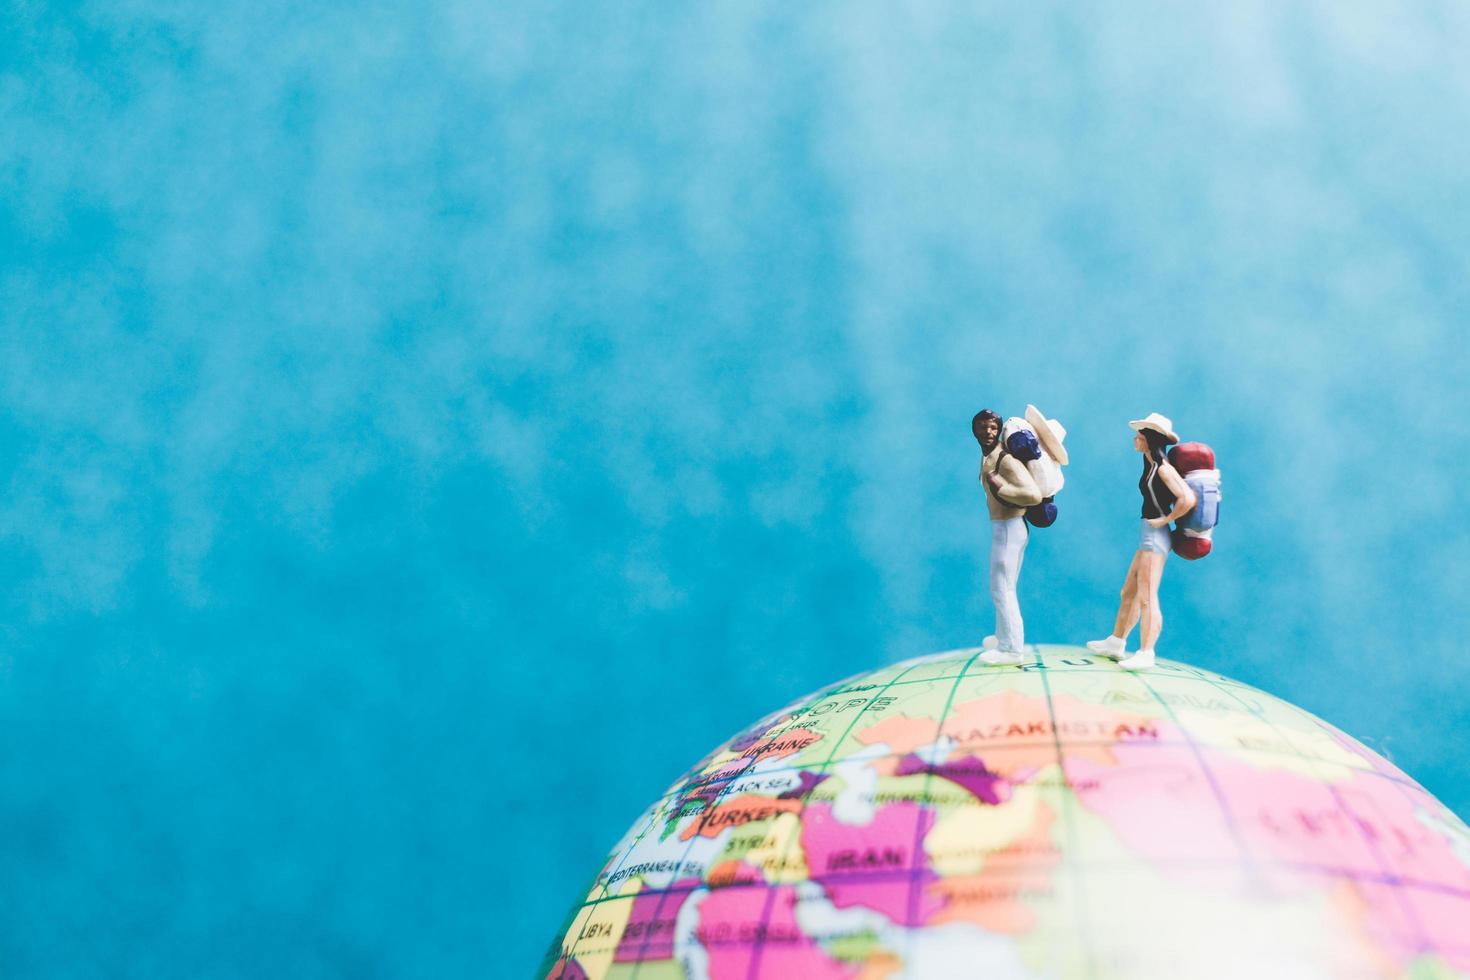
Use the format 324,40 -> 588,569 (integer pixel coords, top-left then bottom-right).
973,410 -> 1043,666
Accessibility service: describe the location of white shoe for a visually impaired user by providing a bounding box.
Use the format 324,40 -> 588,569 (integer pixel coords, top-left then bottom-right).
980,648 -> 1027,667
981,635 -> 999,650
1086,635 -> 1127,661
1118,648 -> 1155,671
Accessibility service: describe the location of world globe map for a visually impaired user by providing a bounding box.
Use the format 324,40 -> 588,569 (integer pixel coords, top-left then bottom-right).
542,645 -> 1470,979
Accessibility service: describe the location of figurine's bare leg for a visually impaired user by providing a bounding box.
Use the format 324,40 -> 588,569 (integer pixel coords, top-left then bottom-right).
1110,551 -> 1144,640
1137,550 -> 1167,651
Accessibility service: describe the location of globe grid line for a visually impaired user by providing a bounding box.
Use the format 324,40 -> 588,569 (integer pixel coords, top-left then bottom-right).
617,732 -> 1431,813
1127,669 -> 1264,884
544,721 -> 677,974
566,859 -> 1470,911
590,810 -> 664,904
613,647 -> 1428,799
1292,710 -> 1443,951
898,650 -> 987,972
552,866 -> 1470,963
1139,660 -> 1461,960
1033,648 -> 1102,980
1300,779 -> 1434,951
740,657 -> 939,980
565,848 -> 1470,921
556,804 -> 662,968
814,662 -> 1278,701
1273,862 -> 1470,906
1191,671 -> 1438,955
553,850 -> 1470,960
614,762 -> 745,973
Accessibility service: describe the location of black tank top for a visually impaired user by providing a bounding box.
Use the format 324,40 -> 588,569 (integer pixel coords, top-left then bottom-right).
1140,456 -> 1176,519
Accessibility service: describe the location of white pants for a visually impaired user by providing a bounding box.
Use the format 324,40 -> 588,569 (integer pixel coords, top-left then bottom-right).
990,517 -> 1029,653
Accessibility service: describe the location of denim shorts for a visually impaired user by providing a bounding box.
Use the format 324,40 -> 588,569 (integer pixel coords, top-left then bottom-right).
1139,519 -> 1172,555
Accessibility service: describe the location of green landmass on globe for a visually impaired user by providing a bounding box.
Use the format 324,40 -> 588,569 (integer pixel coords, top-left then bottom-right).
541,645 -> 1470,979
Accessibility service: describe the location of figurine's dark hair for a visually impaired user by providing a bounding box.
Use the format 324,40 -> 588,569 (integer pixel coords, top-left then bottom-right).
1140,427 -> 1172,462
972,410 -> 1002,445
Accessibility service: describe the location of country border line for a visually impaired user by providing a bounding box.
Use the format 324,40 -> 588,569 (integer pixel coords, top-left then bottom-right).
900,649 -> 986,966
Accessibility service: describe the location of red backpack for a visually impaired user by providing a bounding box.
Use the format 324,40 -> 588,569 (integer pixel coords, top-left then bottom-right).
1167,442 -> 1222,560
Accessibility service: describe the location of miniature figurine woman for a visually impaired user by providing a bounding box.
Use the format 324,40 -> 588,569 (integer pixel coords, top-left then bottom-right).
1087,413 -> 1197,671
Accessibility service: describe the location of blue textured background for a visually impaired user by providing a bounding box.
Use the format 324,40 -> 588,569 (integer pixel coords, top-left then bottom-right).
5,3 -> 1469,976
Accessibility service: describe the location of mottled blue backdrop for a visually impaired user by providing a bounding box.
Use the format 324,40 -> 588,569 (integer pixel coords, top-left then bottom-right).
4,2 -> 1468,976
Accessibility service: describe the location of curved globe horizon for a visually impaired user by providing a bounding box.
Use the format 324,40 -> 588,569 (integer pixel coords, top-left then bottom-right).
543,644 -> 1470,979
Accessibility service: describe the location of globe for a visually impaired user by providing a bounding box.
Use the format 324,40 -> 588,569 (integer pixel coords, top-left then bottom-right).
541,645 -> 1470,979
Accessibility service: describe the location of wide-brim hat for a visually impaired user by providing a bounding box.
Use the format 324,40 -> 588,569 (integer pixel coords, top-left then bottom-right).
1024,404 -> 1069,466
1129,412 -> 1179,445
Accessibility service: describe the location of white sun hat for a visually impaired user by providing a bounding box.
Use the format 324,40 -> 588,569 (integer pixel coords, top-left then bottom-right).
1024,404 -> 1069,466
1129,412 -> 1180,445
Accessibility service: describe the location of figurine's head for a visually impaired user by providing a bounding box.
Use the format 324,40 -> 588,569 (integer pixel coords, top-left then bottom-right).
1129,412 -> 1180,462
972,410 -> 1002,453
1133,428 -> 1175,463
1128,426 -> 1176,461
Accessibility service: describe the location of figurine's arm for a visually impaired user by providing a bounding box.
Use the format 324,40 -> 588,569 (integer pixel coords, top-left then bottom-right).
1148,463 -> 1197,528
992,456 -> 1043,507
